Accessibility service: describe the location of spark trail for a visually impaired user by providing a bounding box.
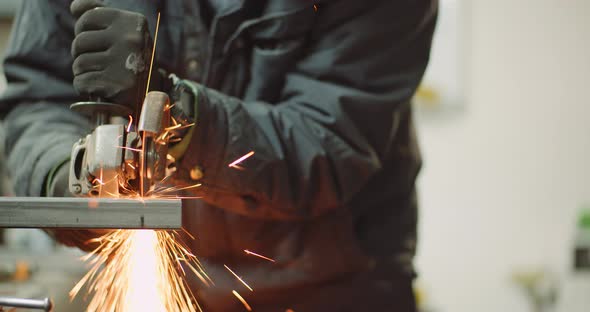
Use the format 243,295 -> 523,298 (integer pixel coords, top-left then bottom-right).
70,230 -> 208,312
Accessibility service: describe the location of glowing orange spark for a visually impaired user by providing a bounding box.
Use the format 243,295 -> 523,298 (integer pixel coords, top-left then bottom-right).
161,122 -> 194,137
116,145 -> 142,152
224,265 -> 253,292
313,4 -> 318,11
126,115 -> 133,132
148,183 -> 202,195
181,227 -> 196,240
145,12 -> 161,96
232,290 -> 252,311
229,151 -> 255,169
71,230 -> 207,312
92,173 -> 119,190
165,123 -> 183,131
244,249 -> 275,262
153,195 -> 203,199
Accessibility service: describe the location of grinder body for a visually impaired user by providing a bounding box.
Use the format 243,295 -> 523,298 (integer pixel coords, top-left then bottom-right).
68,93 -> 171,198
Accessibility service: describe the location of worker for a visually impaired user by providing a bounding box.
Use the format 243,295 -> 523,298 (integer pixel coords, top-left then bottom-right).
0,0 -> 437,311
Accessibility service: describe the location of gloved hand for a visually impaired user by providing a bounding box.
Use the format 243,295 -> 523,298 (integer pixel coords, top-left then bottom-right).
70,0 -> 153,108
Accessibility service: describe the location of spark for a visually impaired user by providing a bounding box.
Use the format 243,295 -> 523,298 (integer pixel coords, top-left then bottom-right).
116,146 -> 143,152
70,230 -> 207,312
156,122 -> 195,144
224,265 -> 253,292
117,181 -> 139,197
165,123 -> 183,131
151,195 -> 203,200
145,12 -> 161,96
228,151 -> 255,169
244,249 -> 275,262
92,174 -> 119,188
181,227 -> 196,240
313,4 -> 318,11
168,122 -> 195,131
232,290 -> 252,311
126,115 -> 133,132
179,196 -> 204,199
147,183 -> 202,195
156,131 -> 170,143
171,183 -> 202,191
158,173 -> 173,185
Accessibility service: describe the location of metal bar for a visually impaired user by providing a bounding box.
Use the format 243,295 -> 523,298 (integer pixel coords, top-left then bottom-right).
0,197 -> 181,229
0,297 -> 53,311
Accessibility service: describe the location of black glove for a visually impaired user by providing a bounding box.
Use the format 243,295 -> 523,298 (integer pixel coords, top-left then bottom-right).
70,0 -> 152,108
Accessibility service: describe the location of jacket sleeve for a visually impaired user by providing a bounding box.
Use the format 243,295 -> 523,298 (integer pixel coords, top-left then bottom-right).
177,0 -> 437,220
0,0 -> 89,196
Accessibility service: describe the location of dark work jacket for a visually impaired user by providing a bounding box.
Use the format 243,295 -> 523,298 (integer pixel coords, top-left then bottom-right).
0,0 -> 436,311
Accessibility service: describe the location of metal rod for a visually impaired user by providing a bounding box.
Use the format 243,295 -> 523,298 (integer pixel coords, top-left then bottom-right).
92,110 -> 109,127
0,297 -> 53,311
0,197 -> 181,229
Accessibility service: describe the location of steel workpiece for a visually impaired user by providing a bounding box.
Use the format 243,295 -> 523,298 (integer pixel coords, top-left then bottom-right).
0,197 -> 182,229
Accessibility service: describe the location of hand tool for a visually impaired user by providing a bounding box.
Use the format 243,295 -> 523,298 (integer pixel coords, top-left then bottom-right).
0,93 -> 181,229
68,92 -> 171,198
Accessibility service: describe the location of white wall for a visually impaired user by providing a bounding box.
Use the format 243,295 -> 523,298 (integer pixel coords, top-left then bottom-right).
415,0 -> 590,311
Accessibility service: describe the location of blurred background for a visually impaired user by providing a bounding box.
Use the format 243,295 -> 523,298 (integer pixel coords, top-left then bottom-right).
0,0 -> 589,311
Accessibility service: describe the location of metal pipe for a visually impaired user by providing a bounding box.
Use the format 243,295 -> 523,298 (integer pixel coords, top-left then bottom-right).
0,297 -> 53,311
0,197 -> 182,229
